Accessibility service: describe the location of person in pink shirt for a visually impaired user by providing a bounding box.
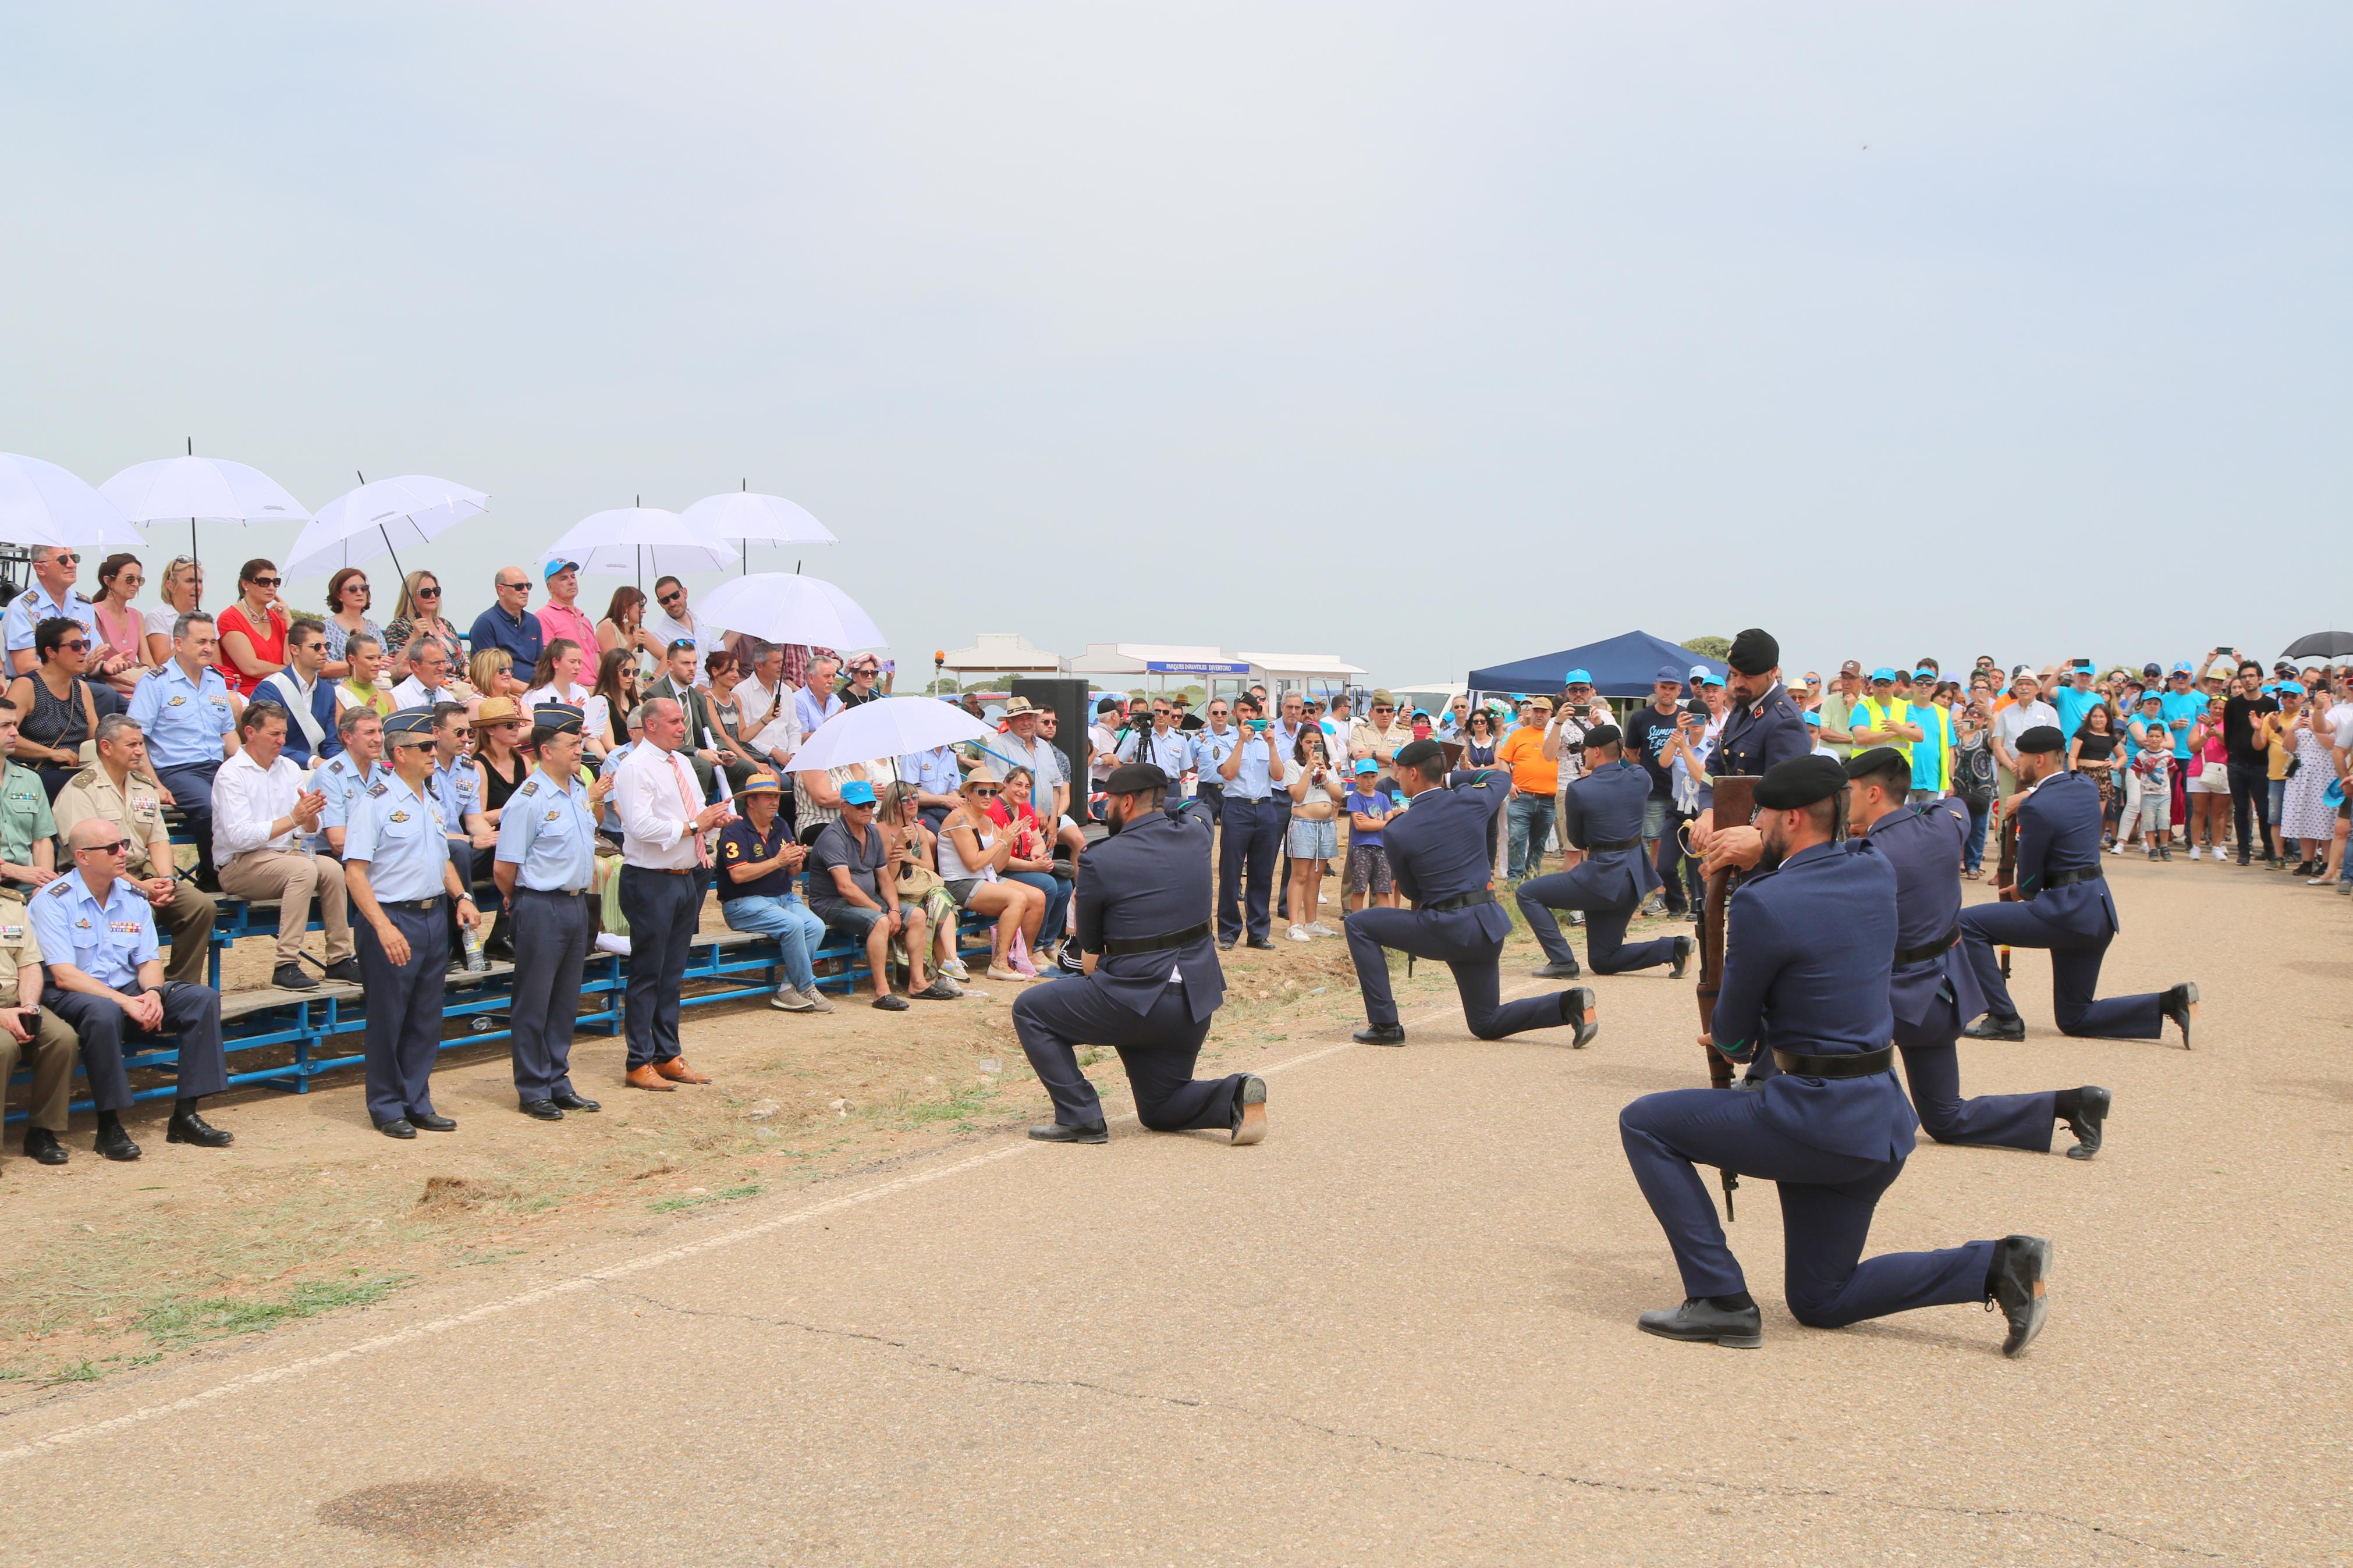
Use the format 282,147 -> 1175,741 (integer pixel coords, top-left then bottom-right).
534,561 -> 598,663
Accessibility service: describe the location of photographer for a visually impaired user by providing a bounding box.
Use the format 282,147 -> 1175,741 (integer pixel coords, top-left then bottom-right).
1284,726 -> 1344,941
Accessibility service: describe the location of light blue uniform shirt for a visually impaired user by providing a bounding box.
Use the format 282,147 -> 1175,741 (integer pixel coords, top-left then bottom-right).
345,773 -> 452,901
2,584 -> 98,659
430,756 -> 483,841
493,767 -> 598,893
899,745 -> 961,798
1220,726 -> 1282,801
597,742 -> 636,833
1190,724 -> 1238,784
126,661 -> 235,770
30,872 -> 158,990
317,753 -> 386,835
1116,728 -> 1196,798
796,687 -> 842,735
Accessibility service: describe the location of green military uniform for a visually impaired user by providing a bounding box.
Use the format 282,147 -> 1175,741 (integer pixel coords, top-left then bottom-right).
0,888 -> 78,1141
0,759 -> 56,885
52,763 -> 218,986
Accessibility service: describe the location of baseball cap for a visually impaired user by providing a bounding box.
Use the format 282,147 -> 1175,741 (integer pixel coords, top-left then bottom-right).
2142,662 -> 2162,677
2171,661 -> 2193,674
1688,663 -> 1714,682
1912,667 -> 1936,680
1803,709 -> 1823,727
542,559 -> 579,580
1655,664 -> 1685,685
2280,680 -> 2306,695
837,780 -> 878,806
1561,667 -> 1593,685
1354,758 -> 1379,775
1840,659 -> 1862,677
1871,666 -> 1897,682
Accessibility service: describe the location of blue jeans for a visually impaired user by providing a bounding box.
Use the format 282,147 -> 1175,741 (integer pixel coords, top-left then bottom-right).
721,893 -> 826,991
1006,870 -> 1069,950
1506,792 -> 1552,878
1961,795 -> 1990,871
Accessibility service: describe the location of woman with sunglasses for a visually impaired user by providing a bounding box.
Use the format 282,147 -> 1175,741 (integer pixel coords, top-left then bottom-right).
881,779 -> 970,987
588,647 -> 638,755
939,766 -> 1045,982
88,553 -> 152,698
143,556 -> 204,669
320,566 -> 382,681
212,558 -> 289,698
8,618 -> 105,798
384,570 -> 463,674
597,585 -> 662,682
1461,707 -> 1499,766
468,646 -> 522,707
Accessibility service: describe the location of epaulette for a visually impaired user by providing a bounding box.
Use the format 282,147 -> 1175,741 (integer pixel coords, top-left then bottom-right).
367,782 -> 389,797
68,765 -> 101,787
520,780 -> 538,797
44,878 -> 74,898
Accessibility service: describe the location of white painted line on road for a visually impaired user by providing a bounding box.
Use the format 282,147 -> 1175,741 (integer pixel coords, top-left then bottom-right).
0,1004 -> 1440,1464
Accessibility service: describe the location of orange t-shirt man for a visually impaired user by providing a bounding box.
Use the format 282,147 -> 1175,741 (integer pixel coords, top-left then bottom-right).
1497,713 -> 1559,797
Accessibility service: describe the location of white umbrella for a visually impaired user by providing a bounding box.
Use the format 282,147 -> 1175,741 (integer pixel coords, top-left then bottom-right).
100,449 -> 311,560
538,506 -> 737,582
285,473 -> 488,582
787,695 -> 996,774
698,573 -> 883,652
680,488 -> 838,574
0,454 -> 145,552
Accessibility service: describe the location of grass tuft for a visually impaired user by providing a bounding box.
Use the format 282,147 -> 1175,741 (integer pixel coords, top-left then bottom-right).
136,1275 -> 409,1349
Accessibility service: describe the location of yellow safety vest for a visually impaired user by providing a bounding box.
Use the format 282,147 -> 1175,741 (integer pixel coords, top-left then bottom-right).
1857,698 -> 1914,761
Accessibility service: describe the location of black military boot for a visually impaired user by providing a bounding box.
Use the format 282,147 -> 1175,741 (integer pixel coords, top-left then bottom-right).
1637,1296 -> 1762,1349
1987,1235 -> 2053,1356
2059,1086 -> 2110,1160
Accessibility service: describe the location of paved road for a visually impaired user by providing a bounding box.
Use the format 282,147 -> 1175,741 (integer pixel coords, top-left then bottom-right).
7,858 -> 2347,1565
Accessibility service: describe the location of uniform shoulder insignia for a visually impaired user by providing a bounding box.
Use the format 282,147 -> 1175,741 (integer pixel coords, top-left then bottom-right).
520,780 -> 538,796
69,765 -> 100,786
367,782 -> 389,797
1470,778 -> 1491,788
45,878 -> 73,898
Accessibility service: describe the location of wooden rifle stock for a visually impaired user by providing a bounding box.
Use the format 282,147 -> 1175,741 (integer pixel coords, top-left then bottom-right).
1994,801 -> 2020,977
1695,775 -> 1756,1220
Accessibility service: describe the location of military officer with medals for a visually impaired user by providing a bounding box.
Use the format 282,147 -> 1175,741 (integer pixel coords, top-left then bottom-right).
1514,726 -> 1694,982
1690,628 -> 1812,849
345,707 -> 480,1137
1958,726 -> 2197,1046
54,713 -> 219,986
1012,762 -> 1266,1146
1346,739 -> 1598,1048
1620,755 -> 2053,1354
491,702 -> 610,1121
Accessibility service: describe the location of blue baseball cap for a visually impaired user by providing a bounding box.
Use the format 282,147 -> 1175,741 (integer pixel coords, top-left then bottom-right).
1354,758 -> 1379,775
2171,661 -> 2193,674
1871,666 -> 1898,682
2138,689 -> 2162,703
1912,667 -> 1936,680
2280,680 -> 2306,695
1655,664 -> 1685,685
1803,709 -> 1823,727
1689,663 -> 1719,684
1561,668 -> 1593,685
837,780 -> 878,806
542,558 -> 580,581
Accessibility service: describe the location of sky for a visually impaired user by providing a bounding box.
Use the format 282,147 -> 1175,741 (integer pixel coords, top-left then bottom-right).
4,3 -> 2347,687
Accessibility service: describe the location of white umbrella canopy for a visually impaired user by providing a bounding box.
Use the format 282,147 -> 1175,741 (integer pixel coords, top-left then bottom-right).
698,573 -> 883,652
787,695 -> 996,774
679,491 -> 838,549
0,454 -> 145,552
100,456 -> 311,557
538,507 -> 737,579
285,474 -> 488,581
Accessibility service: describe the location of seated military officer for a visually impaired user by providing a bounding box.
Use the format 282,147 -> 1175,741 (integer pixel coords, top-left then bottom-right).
55,713 -> 220,987
33,819 -> 235,1160
0,884 -> 79,1167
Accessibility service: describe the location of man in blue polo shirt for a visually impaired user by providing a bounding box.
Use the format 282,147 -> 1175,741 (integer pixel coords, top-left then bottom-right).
2051,662 -> 2100,745
466,566 -> 544,672
2157,661 -> 2204,837
716,771 -> 832,1014
126,611 -> 239,888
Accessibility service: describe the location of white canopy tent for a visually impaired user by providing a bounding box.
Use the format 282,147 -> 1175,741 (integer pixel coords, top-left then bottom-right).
1236,650 -> 1368,698
938,631 -> 1063,675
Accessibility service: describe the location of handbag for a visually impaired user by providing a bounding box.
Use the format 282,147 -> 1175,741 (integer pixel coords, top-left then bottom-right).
896,860 -> 945,901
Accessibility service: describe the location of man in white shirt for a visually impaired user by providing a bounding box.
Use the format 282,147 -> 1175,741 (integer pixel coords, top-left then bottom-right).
389,637 -> 467,708
213,702 -> 357,991
644,576 -> 715,687
733,642 -> 789,738
614,695 -> 733,1091
1992,671 -> 2060,799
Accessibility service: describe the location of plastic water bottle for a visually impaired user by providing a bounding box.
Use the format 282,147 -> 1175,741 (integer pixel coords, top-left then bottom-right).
462,922 -> 489,973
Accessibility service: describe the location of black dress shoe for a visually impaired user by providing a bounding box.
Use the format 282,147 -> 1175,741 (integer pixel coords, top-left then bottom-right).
322,957 -> 363,984
409,1111 -> 457,1132
1560,986 -> 1599,1048
1218,939 -> 1237,950
1962,1014 -> 2026,1042
95,1122 -> 141,1162
1637,1298 -> 1763,1348
551,1091 -> 601,1112
2162,982 -> 2198,1049
271,962 -> 320,991
520,1099 -> 565,1121
1988,1234 -> 2053,1356
1670,934 -> 1695,979
166,1111 -> 233,1147
1230,1074 -> 1267,1146
1027,1121 -> 1108,1144
1531,959 -> 1582,980
2063,1086 -> 2111,1160
23,1127 -> 67,1165
376,1118 -> 417,1139
1353,1023 -> 1406,1046
1245,937 -> 1276,950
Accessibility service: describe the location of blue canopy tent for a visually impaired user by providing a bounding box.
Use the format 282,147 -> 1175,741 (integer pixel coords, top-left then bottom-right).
1467,630 -> 1726,701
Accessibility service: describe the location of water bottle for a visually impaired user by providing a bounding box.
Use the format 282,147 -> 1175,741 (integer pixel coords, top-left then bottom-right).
462,922 -> 489,973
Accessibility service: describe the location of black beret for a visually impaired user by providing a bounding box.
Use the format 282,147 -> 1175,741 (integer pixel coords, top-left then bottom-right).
1726,628 -> 1780,677
1102,762 -> 1169,794
1843,745 -> 1910,779
2014,725 -> 2066,755
1584,724 -> 1622,749
1393,738 -> 1446,774
1753,753 -> 1848,809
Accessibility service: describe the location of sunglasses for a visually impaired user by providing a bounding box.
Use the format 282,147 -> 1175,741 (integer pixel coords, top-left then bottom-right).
80,839 -> 129,856
1372,705 -> 1394,713
416,586 -> 441,599
658,591 -> 684,605
249,576 -> 281,588
968,786 -> 1002,798
498,580 -> 528,592
52,553 -> 80,566
58,639 -> 88,652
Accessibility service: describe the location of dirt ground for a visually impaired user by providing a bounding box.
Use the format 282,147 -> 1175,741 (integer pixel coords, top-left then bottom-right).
0,891 -> 1479,1405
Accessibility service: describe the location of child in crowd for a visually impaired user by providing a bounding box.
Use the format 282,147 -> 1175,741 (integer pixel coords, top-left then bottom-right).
2122,723 -> 2174,862
1343,759 -> 1398,912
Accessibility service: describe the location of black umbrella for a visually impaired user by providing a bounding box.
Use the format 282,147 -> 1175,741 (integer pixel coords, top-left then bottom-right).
2281,631 -> 2353,661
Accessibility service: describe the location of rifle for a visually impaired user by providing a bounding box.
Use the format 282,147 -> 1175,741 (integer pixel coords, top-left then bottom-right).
1695,774 -> 1755,1221
1994,799 -> 2020,978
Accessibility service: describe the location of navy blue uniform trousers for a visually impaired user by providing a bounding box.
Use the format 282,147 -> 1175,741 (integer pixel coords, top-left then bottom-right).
509,887 -> 590,1103
1216,798 -> 1282,944
47,982 -> 226,1113
1345,906 -> 1567,1038
618,865 -> 697,1069
358,899 -> 449,1125
1958,902 -> 2163,1039
1620,1086 -> 1994,1325
1514,873 -> 1678,973
1895,997 -> 2055,1153
1012,976 -> 1241,1131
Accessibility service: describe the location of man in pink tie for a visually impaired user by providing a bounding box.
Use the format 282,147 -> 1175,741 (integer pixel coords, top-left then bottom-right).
615,695 -> 733,1091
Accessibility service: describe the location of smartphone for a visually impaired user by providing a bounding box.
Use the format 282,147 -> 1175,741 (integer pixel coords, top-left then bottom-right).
1248,719 -> 1269,733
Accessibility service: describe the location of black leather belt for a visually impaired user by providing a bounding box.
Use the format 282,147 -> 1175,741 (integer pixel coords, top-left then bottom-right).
1772,1045 -> 1896,1079
1425,889 -> 1496,912
2045,867 -> 2101,888
518,886 -> 588,899
1100,920 -> 1211,957
1893,924 -> 1960,965
1585,837 -> 1640,852
387,897 -> 444,913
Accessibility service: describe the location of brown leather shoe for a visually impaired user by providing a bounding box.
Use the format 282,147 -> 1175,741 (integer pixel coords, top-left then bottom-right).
654,1057 -> 712,1085
624,1064 -> 676,1091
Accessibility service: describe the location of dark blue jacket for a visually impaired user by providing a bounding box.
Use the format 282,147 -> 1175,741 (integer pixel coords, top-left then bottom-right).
1387,771 -> 1512,944
1559,759 -> 1662,907
1862,796 -> 1987,1027
2014,770 -> 2119,938
1704,682 -> 1812,807
1721,837 -> 1917,1162
253,671 -> 343,766
1073,807 -> 1224,1021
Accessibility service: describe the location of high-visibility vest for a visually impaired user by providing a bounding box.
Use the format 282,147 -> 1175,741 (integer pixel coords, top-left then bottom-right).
1857,697 -> 1914,760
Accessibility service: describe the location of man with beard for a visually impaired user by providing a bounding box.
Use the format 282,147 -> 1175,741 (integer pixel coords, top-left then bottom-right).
1617,754 -> 2054,1354
1011,763 -> 1265,1147
1690,628 -> 1811,851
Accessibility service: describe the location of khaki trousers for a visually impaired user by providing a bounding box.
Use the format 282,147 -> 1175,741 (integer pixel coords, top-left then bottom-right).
1,1008 -> 77,1132
220,849 -> 354,965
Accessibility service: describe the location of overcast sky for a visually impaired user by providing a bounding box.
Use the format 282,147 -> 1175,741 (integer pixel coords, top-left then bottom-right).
5,4 -> 2346,685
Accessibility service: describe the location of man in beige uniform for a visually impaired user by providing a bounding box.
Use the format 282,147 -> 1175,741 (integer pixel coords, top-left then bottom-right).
54,713 -> 218,987
1347,690 -> 1414,772
0,886 -> 79,1166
